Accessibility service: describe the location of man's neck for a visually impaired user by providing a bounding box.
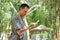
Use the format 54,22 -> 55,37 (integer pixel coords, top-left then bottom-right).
17,13 -> 24,18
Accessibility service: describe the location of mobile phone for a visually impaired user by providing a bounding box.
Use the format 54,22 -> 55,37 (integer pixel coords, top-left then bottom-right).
36,20 -> 39,24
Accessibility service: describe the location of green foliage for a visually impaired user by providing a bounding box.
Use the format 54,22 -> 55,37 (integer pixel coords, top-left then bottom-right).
26,0 -> 59,40
0,0 -> 59,40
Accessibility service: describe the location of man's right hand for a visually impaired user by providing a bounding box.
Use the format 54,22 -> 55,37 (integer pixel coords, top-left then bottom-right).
29,20 -> 39,28
29,22 -> 37,28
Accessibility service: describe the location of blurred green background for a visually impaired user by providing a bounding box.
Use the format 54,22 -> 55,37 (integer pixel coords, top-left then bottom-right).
0,0 -> 60,40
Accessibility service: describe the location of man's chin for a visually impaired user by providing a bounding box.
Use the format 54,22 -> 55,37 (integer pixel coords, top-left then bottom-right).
21,15 -> 24,18
22,14 -> 26,17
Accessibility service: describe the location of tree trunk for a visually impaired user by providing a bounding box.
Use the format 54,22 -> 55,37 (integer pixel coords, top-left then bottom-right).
24,17 -> 30,40
58,1 -> 60,40
54,15 -> 57,40
54,4 -> 57,40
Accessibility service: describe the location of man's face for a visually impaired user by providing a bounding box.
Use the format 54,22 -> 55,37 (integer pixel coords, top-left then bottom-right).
20,7 -> 28,17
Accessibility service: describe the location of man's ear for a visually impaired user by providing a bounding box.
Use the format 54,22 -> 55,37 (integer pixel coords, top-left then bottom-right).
20,8 -> 22,10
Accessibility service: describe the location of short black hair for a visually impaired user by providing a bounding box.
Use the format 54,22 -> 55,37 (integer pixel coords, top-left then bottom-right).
19,4 -> 29,10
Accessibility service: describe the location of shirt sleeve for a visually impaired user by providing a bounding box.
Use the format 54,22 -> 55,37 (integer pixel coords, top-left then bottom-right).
11,17 -> 22,30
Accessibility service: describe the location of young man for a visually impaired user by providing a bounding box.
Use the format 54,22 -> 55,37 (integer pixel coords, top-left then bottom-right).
8,4 -> 37,40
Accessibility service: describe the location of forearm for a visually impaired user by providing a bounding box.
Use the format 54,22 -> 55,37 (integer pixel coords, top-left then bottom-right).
17,23 -> 36,35
21,24 -> 33,32
16,25 -> 31,35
